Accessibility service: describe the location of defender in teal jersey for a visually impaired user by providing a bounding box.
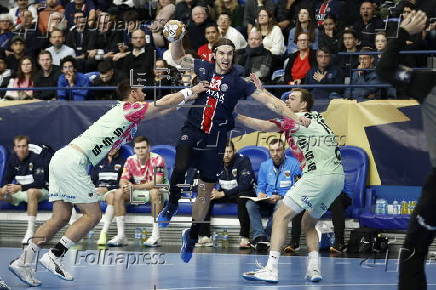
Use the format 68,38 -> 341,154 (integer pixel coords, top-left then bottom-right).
8,79 -> 210,287
238,83 -> 344,283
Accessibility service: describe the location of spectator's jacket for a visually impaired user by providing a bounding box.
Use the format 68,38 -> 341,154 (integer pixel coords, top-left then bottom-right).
344,69 -> 379,99
57,72 -> 90,101
216,153 -> 256,197
284,49 -> 317,84
3,152 -> 48,190
256,156 -> 302,196
91,153 -> 128,191
33,66 -> 61,100
235,46 -> 273,81
305,64 -> 344,99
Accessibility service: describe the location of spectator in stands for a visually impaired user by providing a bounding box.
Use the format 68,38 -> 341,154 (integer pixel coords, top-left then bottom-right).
4,56 -> 34,100
214,0 -> 244,29
351,1 -> 384,48
336,29 -> 360,78
318,13 -> 341,54
217,12 -> 247,50
92,148 -> 128,245
174,0 -> 195,24
305,46 -> 344,99
243,0 -> 275,35
287,7 -> 318,55
33,50 -> 61,100
66,12 -> 95,64
152,58 -> 175,98
64,0 -> 96,29
187,6 -> 214,51
13,10 -> 41,59
87,12 -> 121,61
246,138 -> 301,251
0,54 -> 11,99
9,0 -> 37,26
90,60 -> 124,100
197,141 -> 255,248
252,8 -> 285,56
235,30 -> 273,81
0,136 -> 49,244
198,23 -> 219,62
344,47 -> 381,100
284,32 -> 316,85
151,0 -> 175,48
47,29 -> 76,66
0,14 -> 13,49
6,35 -> 25,74
374,31 -> 387,64
12,9 -> 34,33
113,29 -> 155,87
38,0 -> 65,34
57,55 -> 90,100
105,136 -> 168,247
275,0 -> 298,38
314,0 -> 343,28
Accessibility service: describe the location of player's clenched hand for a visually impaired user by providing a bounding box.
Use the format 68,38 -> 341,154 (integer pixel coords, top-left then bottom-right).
401,10 -> 427,35
298,116 -> 311,127
191,81 -> 209,96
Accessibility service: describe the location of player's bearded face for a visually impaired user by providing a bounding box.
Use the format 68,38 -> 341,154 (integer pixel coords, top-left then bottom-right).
214,45 -> 234,74
223,146 -> 234,164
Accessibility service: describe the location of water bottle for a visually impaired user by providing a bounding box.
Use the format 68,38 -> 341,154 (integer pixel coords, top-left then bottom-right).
142,227 -> 149,243
401,201 -> 408,214
222,229 -> 229,248
381,199 -> 388,214
134,227 -> 142,246
408,200 -> 416,214
392,200 -> 400,215
87,230 -> 94,248
375,198 -> 384,214
212,232 -> 219,248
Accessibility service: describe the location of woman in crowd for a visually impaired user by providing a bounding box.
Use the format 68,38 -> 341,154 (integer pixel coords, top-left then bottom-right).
252,8 -> 285,55
318,14 -> 341,54
4,56 -> 34,100
286,7 -> 318,55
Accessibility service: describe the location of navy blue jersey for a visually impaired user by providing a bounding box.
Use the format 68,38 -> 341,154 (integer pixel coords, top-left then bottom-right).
91,153 -> 127,191
186,59 -> 256,134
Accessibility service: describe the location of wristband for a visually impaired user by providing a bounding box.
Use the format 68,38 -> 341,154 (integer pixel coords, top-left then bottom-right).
180,88 -> 193,101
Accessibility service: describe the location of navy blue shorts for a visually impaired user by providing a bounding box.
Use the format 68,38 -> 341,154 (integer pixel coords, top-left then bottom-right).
177,126 -> 228,181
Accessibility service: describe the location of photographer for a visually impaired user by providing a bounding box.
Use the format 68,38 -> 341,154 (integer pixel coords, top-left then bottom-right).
376,10 -> 436,290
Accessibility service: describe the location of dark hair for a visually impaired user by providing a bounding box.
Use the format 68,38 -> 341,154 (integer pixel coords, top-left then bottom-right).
255,8 -> 275,35
294,7 -> 316,45
97,60 -> 114,74
212,37 -> 235,52
292,88 -> 313,111
269,138 -> 285,147
60,55 -> 76,69
402,1 -> 416,11
204,23 -> 219,34
117,79 -> 134,100
50,27 -> 64,37
317,46 -> 331,55
226,140 -> 235,151
342,29 -> 359,39
17,56 -> 33,83
134,136 -> 150,146
38,50 -> 52,60
360,46 -> 373,53
13,135 -> 30,145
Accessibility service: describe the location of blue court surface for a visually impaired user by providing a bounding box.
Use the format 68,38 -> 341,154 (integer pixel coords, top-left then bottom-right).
1,247 -> 436,289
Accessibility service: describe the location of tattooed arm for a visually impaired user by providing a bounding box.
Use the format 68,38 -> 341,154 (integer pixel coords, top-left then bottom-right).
235,114 -> 279,132
169,39 -> 194,70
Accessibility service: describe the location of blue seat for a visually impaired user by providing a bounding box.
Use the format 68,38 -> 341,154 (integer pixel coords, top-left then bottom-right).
0,145 -> 7,186
238,145 -> 270,178
119,144 -> 134,158
151,145 -> 175,177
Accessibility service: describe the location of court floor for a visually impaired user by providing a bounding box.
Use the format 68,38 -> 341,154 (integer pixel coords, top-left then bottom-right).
1,247 -> 436,290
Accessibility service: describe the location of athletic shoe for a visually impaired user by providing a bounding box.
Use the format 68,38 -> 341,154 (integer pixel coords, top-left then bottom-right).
305,266 -> 322,282
143,235 -> 160,247
157,203 -> 178,228
180,228 -> 197,263
239,237 -> 251,248
21,232 -> 33,245
284,242 -> 300,254
107,235 -> 128,247
8,258 -> 41,287
253,236 -> 270,252
242,266 -> 278,283
195,236 -> 213,247
97,231 -> 107,246
330,241 -> 346,253
39,251 -> 74,281
0,278 -> 10,290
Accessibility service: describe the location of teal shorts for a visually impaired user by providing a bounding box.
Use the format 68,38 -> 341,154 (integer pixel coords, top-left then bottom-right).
283,173 -> 345,219
49,146 -> 98,204
10,188 -> 49,206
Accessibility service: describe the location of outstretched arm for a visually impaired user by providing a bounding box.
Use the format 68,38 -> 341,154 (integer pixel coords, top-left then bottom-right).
236,114 -> 279,132
170,39 -> 194,69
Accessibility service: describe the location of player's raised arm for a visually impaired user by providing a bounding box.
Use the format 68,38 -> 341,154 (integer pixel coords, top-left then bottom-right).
235,113 -> 280,132
166,20 -> 194,70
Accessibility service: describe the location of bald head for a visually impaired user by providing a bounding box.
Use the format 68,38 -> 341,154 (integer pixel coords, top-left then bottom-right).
248,30 -> 262,48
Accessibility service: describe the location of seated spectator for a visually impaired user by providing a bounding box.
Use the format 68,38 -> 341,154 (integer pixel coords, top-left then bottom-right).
37,0 -> 65,34
0,136 -> 49,244
187,6 -> 215,52
0,55 -> 11,99
13,10 -> 42,59
246,138 -> 301,251
351,1 -> 384,48
284,32 -> 316,85
87,12 -> 122,61
90,60 -> 125,100
318,14 -> 341,54
305,47 -> 344,99
336,29 -> 360,78
0,14 -> 14,49
314,0 -> 343,28
214,0 -> 244,29
66,12 -> 95,63
374,31 -> 387,64
287,7 -> 318,55
103,136 -> 169,247
46,28 -> 76,66
235,30 -> 273,81
150,0 -> 175,48
5,35 -> 25,74
243,0 -> 275,35
9,0 -> 37,26
64,0 -> 96,29
57,55 -> 90,100
217,12 -> 246,50
252,8 -> 285,55
344,47 -> 380,100
33,50 -> 61,100
151,58 -> 176,98
174,0 -> 195,24
92,148 -> 129,246
197,141 -> 255,248
198,23 -> 219,62
4,56 -> 34,100
275,0 -> 298,38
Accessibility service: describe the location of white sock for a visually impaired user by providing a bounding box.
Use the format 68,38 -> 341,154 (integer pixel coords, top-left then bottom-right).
307,251 -> 319,269
266,250 -> 280,272
19,241 -> 40,265
116,216 -> 125,237
151,222 -> 159,238
59,236 -> 75,249
26,216 -> 36,235
101,205 -> 114,233
69,207 -> 78,225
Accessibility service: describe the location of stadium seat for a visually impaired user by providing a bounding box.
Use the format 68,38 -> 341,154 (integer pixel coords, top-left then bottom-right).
0,145 -> 7,186
151,145 -> 175,178
237,145 -> 270,179
119,144 -> 134,158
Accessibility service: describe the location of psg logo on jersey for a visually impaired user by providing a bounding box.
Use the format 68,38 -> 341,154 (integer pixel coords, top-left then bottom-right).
210,76 -> 223,90
221,84 -> 228,92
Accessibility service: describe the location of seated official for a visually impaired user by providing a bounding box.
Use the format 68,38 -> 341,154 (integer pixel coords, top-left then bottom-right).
197,141 -> 256,248
246,138 -> 301,251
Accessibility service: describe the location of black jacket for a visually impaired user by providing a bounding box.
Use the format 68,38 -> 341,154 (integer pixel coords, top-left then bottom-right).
33,66 -> 61,100
91,153 -> 128,191
216,153 -> 256,197
284,49 -> 317,84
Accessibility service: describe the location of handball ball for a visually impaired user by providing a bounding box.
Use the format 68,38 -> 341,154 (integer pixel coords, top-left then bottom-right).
163,20 -> 186,43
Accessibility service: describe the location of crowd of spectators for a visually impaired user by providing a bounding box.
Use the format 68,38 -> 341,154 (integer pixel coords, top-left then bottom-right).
0,0 -> 434,101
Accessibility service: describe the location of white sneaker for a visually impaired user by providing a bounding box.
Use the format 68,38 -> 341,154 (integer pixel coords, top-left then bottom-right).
195,236 -> 213,247
239,237 -> 250,248
107,235 -> 128,247
143,235 -> 160,247
39,251 -> 74,281
8,258 -> 41,287
305,266 -> 322,282
242,266 -> 278,283
21,232 -> 33,245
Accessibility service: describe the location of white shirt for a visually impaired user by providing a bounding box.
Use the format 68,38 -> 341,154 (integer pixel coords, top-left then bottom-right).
221,26 -> 247,50
47,45 -> 76,66
252,25 -> 285,55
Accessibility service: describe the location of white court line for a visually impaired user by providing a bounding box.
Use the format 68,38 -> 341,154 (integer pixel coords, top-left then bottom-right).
158,284 -> 436,290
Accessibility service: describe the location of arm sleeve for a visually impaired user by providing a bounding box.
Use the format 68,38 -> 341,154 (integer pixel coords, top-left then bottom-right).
22,157 -> 46,191
122,102 -> 149,123
256,163 -> 267,195
3,160 -> 15,185
155,156 -> 166,177
120,159 -> 132,182
57,75 -> 66,100
269,26 -> 285,55
223,157 -> 255,197
72,75 -> 90,99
